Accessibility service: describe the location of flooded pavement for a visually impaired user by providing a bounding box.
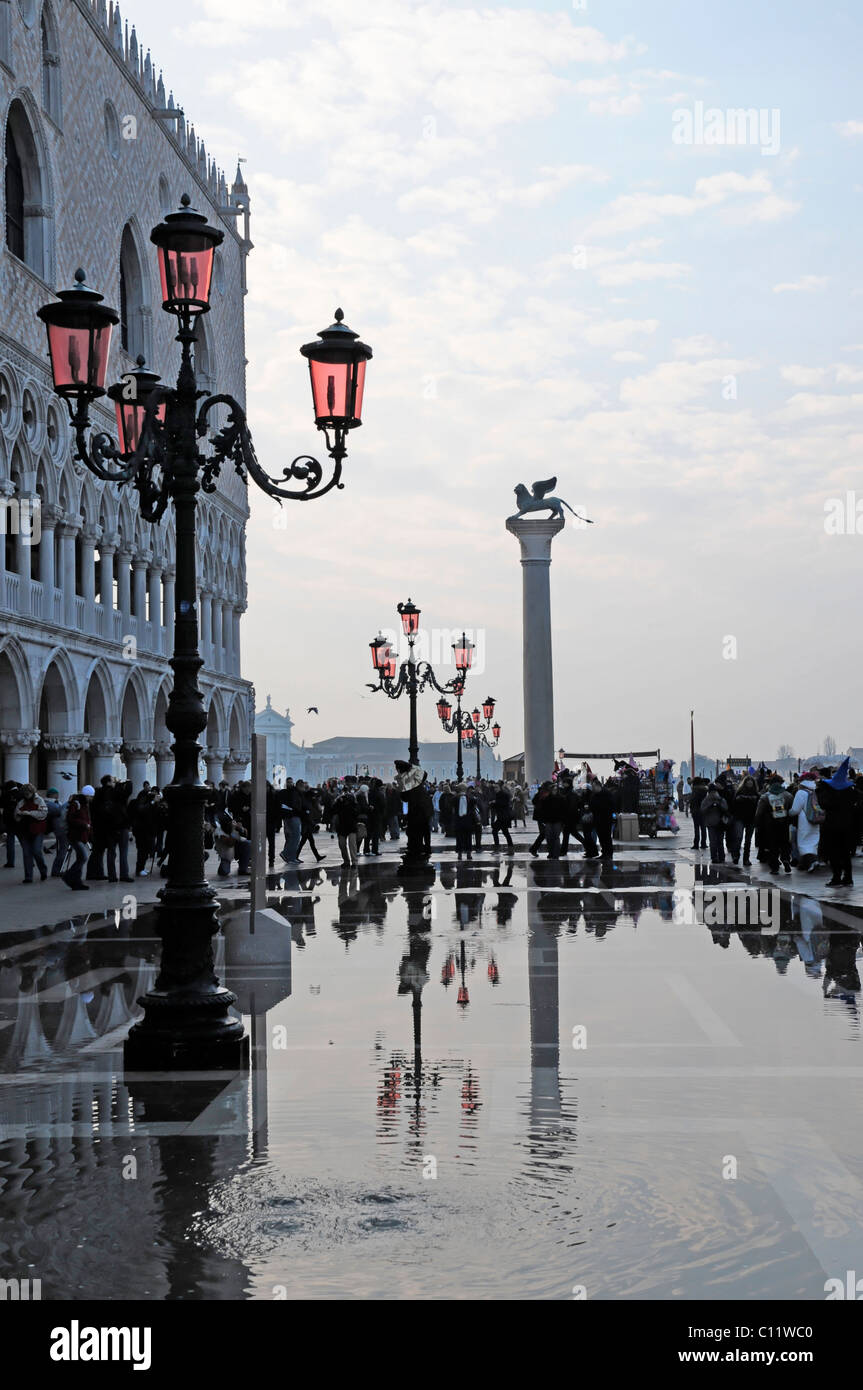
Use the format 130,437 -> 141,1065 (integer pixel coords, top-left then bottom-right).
1,848 -> 862,1300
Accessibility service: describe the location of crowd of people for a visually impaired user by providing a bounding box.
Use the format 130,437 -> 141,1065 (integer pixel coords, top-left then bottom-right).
3,756 -> 863,888
683,759 -> 863,885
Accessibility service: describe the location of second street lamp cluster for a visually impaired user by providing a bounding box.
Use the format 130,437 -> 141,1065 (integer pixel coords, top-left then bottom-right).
368,601 -> 475,767
438,693 -> 501,782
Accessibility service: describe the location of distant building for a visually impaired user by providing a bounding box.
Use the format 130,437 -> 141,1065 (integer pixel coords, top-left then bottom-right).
254,696 -> 306,781
306,737 -> 501,783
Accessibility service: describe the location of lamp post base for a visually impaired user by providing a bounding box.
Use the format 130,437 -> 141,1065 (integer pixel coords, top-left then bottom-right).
124,988 -> 249,1072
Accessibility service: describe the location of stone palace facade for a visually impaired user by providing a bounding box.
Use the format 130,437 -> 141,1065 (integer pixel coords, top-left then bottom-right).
0,0 -> 253,791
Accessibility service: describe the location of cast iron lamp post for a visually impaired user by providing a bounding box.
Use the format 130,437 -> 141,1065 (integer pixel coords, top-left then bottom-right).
435,644 -> 483,780
462,696 -> 501,782
367,603 -> 473,766
37,195 -> 372,1071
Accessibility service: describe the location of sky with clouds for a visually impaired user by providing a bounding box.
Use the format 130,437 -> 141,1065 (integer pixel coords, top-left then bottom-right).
133,0 -> 862,766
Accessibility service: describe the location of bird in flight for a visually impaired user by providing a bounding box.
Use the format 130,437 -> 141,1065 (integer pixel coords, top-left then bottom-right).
307,706 -> 319,714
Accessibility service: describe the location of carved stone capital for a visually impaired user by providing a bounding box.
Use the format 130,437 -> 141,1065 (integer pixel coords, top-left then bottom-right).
153,741 -> 174,761
205,747 -> 230,763
122,741 -> 155,760
0,727 -> 41,752
226,749 -> 250,768
89,739 -> 123,757
43,733 -> 89,754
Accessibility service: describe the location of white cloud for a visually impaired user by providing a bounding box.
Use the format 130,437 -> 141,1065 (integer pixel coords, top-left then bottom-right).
772,275 -> 829,293
835,120 -> 863,139
584,171 -> 798,238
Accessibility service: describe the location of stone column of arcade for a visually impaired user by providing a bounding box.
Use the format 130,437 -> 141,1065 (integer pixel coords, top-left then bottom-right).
1,730 -> 41,782
505,514 -> 564,785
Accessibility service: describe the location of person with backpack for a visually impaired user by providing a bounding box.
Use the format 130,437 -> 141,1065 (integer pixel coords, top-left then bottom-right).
755,773 -> 793,874
62,785 -> 94,891
700,782 -> 730,864
789,771 -> 824,873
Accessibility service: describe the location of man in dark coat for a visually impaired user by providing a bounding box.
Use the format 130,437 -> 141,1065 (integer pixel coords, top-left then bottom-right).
819,758 -> 856,887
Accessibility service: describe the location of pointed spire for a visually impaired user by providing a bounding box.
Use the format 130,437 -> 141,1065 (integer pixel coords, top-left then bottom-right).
129,24 -> 138,71
157,70 -> 165,105
112,5 -> 123,52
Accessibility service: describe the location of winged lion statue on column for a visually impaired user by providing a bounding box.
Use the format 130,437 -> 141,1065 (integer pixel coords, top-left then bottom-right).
509,477 -> 593,525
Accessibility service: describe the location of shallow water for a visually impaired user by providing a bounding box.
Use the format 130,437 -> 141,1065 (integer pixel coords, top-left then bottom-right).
1,852 -> 861,1300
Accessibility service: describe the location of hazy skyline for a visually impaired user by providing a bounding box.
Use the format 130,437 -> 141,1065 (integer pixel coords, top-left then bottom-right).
132,0 -> 863,766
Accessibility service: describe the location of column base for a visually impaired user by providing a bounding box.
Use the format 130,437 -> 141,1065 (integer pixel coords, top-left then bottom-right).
124,988 -> 249,1072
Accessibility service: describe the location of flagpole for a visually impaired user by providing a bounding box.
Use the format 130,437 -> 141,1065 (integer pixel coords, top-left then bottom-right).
690,709 -> 696,785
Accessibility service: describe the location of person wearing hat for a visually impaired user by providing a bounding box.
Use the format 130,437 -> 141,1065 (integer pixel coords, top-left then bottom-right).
755,773 -> 793,874
62,785 -> 94,891
453,782 -> 473,860
819,757 -> 856,887
43,787 -> 69,877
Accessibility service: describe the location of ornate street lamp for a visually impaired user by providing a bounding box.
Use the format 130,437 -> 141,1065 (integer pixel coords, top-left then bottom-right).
439,666 -> 497,782
37,196 -> 373,1072
367,600 -> 467,767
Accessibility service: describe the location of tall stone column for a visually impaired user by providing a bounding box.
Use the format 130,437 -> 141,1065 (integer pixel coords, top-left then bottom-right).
224,751 -> 249,786
117,547 -> 132,629
58,519 -> 78,628
212,595 -> 223,671
38,503 -> 60,596
89,738 -> 123,784
132,557 -> 149,627
148,564 -> 163,655
98,533 -> 118,614
200,591 -> 212,668
0,729 -> 41,783
79,525 -> 99,606
43,734 -> 88,789
161,567 -> 175,647
204,746 -> 228,786
122,740 -> 154,793
154,740 -> 174,789
506,515 -> 565,786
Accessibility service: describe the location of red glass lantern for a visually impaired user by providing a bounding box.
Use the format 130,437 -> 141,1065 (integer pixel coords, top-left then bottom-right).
107,357 -> 166,456
453,634 -> 475,673
492,722 -> 501,741
151,195 -> 224,316
369,634 -> 390,671
471,707 -> 480,726
301,308 -> 372,431
461,727 -> 473,743
37,270 -> 119,403
383,654 -> 398,680
482,696 -> 496,722
397,598 -> 420,636
457,986 -> 469,1008
436,697 -> 451,722
487,961 -> 499,985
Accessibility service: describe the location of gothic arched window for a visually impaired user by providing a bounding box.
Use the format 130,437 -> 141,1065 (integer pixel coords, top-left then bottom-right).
119,224 -> 148,359
4,99 -> 52,279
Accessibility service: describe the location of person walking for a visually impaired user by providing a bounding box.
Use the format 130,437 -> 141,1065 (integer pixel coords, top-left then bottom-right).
279,778 -> 303,864
755,773 -> 793,875
701,782 -> 730,864
62,786 -> 94,891
453,782 -> 473,860
491,783 -> 514,851
541,782 -> 568,859
819,758 -> 856,887
789,770 -> 824,873
529,782 -> 551,856
731,774 -> 760,867
14,784 -> 48,883
333,788 -> 360,866
44,787 -> 69,877
589,777 -> 615,860
690,776 -> 708,850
